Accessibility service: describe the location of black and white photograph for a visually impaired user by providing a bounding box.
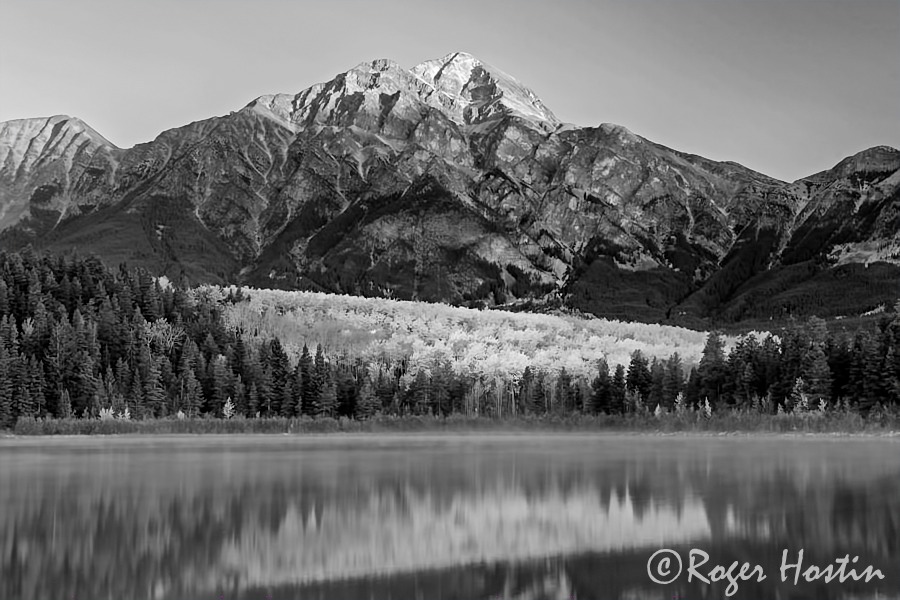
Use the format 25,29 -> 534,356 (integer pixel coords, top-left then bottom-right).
1,0 -> 899,598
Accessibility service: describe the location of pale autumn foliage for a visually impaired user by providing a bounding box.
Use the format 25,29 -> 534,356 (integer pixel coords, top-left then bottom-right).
208,286 -> 710,383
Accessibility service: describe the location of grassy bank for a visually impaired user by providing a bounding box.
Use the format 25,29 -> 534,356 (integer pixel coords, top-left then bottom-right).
10,409 -> 900,436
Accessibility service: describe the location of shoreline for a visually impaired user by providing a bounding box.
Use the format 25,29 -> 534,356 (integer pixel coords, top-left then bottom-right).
2,428 -> 899,443
7,412 -> 900,439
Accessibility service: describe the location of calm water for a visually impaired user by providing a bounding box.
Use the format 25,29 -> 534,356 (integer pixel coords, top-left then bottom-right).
1,434 -> 898,600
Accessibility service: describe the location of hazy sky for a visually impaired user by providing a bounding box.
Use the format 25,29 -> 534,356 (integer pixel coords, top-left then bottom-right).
1,0 -> 897,181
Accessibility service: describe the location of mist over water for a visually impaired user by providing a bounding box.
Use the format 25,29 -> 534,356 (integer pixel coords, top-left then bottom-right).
1,434 -> 898,600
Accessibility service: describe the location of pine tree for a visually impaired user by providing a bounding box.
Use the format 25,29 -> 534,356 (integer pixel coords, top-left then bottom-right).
336,369 -> 358,417
207,354 -> 230,415
233,374 -> 248,417
14,356 -> 36,419
520,366 -> 538,415
311,345 -> 327,415
430,361 -> 451,416
373,370 -> 392,414
129,367 -> 145,418
355,379 -> 380,419
299,344 -> 315,416
626,351 -> 652,401
803,343 -> 832,402
158,355 -> 175,412
648,358 -> 665,409
884,343 -> 900,405
662,353 -> 684,409
410,369 -> 431,415
590,359 -> 611,414
849,330 -> 881,411
611,364 -> 627,415
0,344 -> 13,428
248,382 -> 260,417
28,356 -> 47,417
256,365 -> 273,416
826,336 -> 853,402
144,358 -> 166,417
267,338 -> 290,417
555,368 -> 574,413
181,367 -> 203,417
318,366 -> 338,418
0,279 -> 8,317
698,331 -> 727,406
289,361 -> 304,417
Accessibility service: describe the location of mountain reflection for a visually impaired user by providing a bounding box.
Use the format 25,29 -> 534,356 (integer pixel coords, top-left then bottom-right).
0,435 -> 898,600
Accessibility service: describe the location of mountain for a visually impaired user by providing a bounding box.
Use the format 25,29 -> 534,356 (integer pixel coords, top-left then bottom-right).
1,51 -> 897,327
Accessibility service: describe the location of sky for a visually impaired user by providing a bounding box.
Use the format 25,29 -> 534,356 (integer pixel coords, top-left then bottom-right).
0,0 -> 897,182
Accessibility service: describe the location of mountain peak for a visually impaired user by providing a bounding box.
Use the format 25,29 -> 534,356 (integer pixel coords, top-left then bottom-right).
411,51 -> 560,131
0,115 -> 116,148
247,52 -> 560,134
803,144 -> 900,183
348,58 -> 403,74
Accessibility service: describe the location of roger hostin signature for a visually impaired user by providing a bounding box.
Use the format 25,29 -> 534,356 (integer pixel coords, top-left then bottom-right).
647,548 -> 885,597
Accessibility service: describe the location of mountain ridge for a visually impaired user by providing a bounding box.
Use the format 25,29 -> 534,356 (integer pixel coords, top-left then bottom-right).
1,51 -> 897,327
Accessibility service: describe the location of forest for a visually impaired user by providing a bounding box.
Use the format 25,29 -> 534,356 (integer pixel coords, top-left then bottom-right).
0,250 -> 898,430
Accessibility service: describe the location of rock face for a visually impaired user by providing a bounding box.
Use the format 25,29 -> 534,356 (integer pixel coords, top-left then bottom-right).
0,52 -> 897,325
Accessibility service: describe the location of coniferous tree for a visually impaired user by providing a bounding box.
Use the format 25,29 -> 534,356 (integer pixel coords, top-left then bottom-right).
256,365 -> 273,416
129,367 -> 145,418
318,366 -> 338,418
289,361 -> 304,417
698,331 -> 727,406
648,358 -> 666,410
409,369 -> 431,415
610,364 -> 627,415
0,279 -> 8,317
626,351 -> 652,401
590,359 -> 612,414
206,355 -> 230,415
233,374 -> 247,416
311,345 -> 327,415
355,379 -> 380,419
158,355 -> 175,412
662,353 -> 684,409
0,344 -> 12,427
803,343 -> 832,403
144,357 -> 167,417
181,367 -> 203,417
555,368 -> 574,413
267,338 -> 291,417
520,366 -> 538,415
884,342 -> 900,406
336,369 -> 358,417
27,356 -> 47,417
247,382 -> 260,417
430,361 -> 451,416
827,336 -> 853,402
849,330 -> 880,411
299,344 -> 315,416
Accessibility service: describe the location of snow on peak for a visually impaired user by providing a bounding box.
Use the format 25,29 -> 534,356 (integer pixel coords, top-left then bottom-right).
411,51 -> 560,130
246,52 -> 560,133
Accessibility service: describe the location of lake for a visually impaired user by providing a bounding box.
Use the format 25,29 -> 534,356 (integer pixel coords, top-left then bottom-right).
1,433 -> 898,599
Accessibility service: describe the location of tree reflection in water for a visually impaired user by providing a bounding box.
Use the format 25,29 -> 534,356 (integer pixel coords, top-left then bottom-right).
0,435 -> 897,600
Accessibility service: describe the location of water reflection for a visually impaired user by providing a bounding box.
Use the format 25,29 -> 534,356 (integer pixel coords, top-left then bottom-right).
0,435 -> 898,600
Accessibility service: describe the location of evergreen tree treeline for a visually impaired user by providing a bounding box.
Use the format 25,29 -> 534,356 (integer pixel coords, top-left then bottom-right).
0,251 -> 898,428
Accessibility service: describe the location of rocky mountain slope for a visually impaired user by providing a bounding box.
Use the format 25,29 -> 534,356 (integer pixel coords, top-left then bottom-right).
1,51 -> 897,326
